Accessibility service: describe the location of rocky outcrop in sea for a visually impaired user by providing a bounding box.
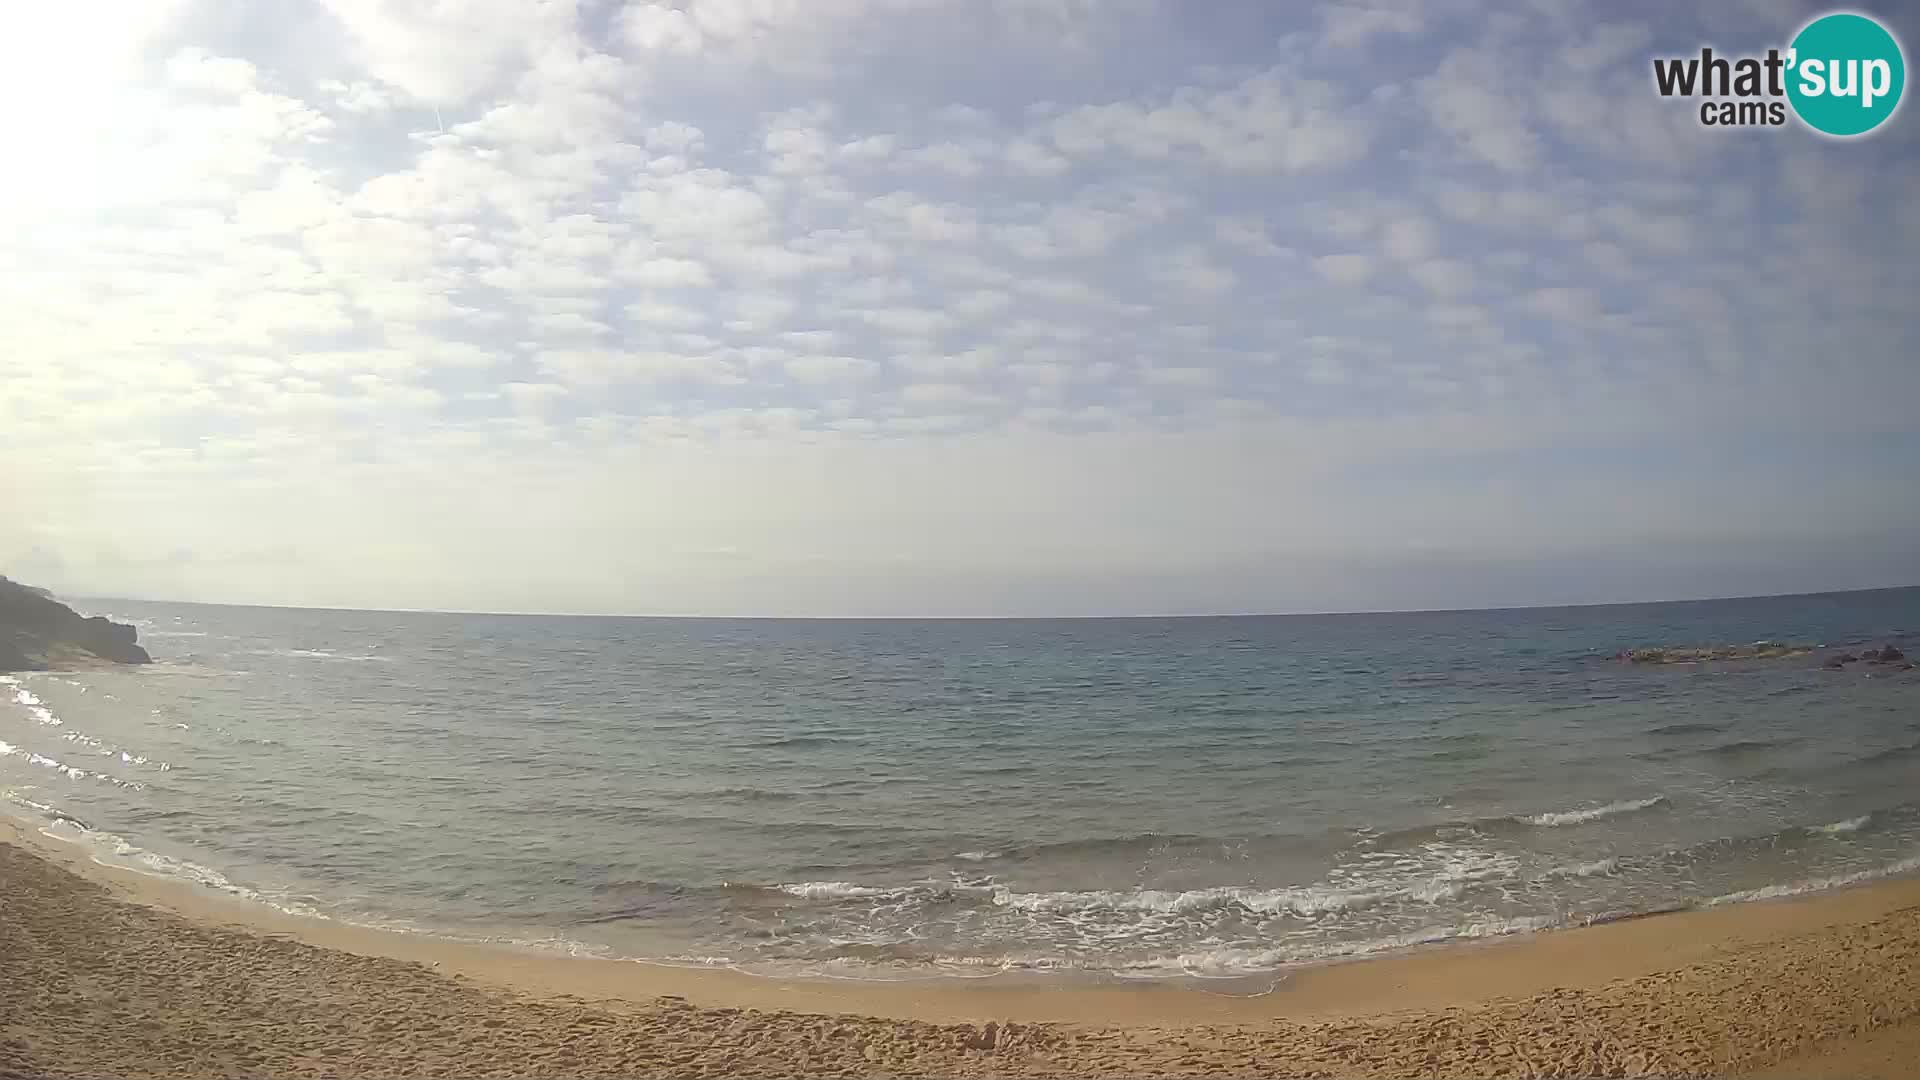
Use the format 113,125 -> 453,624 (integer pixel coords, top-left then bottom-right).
0,575 -> 151,671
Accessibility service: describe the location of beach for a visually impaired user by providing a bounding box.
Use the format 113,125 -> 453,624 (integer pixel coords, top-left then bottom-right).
5,818 -> 1920,1078
8,595 -> 1920,985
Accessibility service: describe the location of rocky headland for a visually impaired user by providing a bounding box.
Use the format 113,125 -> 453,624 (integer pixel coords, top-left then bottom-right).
0,575 -> 151,671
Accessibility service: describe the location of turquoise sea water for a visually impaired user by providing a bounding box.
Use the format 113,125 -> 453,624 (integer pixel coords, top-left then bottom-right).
3,588 -> 1918,980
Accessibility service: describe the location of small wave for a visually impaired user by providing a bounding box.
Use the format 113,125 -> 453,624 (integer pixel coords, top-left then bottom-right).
17,812 -> 326,919
953,850 -> 1001,862
1123,913 -> 1567,977
990,883 -> 1402,917
992,831 -> 1224,861
1635,806 -> 1916,867
758,735 -> 853,749
1809,814 -> 1872,835
1,790 -> 91,830
1706,851 -> 1920,907
707,787 -> 799,802
776,881 -> 899,900
1648,721 -> 1728,737
1,680 -> 169,773
0,739 -> 144,789
1363,797 -> 1670,845
249,648 -> 394,663
1519,795 -> 1667,827
3,677 -> 64,727
757,876 -> 1457,917
1704,738 -> 1798,756
1857,741 -> 1920,767
1423,745 -> 1491,762
2,791 -> 61,816
1544,857 -> 1620,879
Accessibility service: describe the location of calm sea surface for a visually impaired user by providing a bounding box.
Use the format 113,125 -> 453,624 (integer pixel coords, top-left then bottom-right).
4,589 -> 1918,980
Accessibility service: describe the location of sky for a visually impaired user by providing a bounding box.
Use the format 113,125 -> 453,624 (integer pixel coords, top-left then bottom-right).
2,0 -> 1917,617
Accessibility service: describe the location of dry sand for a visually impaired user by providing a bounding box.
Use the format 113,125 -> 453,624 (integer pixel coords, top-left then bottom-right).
4,818 -> 1920,1078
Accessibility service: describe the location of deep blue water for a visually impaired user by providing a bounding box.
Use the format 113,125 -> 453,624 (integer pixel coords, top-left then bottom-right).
3,588 -> 1918,979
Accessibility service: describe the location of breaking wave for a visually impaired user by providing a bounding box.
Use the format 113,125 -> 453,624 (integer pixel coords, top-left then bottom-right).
1518,795 -> 1668,827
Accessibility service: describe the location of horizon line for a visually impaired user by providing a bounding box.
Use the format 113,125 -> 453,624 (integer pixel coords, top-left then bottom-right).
52,581 -> 1920,623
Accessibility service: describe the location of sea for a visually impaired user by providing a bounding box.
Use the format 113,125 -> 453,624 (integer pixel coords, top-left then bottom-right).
3,588 -> 1918,983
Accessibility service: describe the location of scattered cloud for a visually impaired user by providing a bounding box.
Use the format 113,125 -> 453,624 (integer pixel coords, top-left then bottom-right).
1,0 -> 1915,614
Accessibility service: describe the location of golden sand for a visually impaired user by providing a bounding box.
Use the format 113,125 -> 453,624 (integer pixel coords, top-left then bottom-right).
3,817 -> 1918,1078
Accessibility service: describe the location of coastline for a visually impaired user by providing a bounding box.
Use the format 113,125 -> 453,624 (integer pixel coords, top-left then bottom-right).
6,817 -> 1920,1077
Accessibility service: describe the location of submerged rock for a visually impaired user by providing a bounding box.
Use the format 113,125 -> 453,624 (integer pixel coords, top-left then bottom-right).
1620,642 -> 1815,665
0,575 -> 151,671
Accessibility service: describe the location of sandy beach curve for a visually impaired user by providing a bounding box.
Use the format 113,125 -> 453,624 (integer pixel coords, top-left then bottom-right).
5,817 -> 1920,1078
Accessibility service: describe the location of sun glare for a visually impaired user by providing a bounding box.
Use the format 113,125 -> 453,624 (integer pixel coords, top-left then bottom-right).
0,9 -> 150,215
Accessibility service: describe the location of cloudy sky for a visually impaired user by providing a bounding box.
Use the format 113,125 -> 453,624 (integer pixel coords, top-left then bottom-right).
3,0 -> 1916,616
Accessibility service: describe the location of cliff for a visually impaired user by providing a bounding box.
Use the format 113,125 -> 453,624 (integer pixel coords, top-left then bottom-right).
0,576 -> 151,671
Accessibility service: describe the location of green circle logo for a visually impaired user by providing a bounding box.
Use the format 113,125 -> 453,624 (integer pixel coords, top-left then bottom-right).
1787,12 -> 1906,136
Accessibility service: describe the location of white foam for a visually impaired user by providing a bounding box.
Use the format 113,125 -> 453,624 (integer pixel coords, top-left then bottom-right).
252,648 -> 394,663
0,737 -> 145,787
0,682 -> 164,780
1811,815 -> 1871,835
777,881 -> 898,900
1545,857 -> 1621,879
29,819 -> 330,921
1520,795 -> 1666,827
4,678 -> 64,727
992,881 -> 1408,917
1123,913 -> 1566,977
2,790 -> 65,819
1706,852 -> 1920,907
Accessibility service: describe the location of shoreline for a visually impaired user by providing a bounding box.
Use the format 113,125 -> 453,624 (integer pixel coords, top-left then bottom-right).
6,818 -> 1920,1076
12,792 -> 1920,1001
13,813 -> 1920,1024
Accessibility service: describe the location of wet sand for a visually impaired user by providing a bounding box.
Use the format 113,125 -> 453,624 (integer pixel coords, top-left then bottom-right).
4,818 -> 1919,1078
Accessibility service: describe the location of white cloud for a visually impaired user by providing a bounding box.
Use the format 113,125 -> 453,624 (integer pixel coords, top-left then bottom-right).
1320,1 -> 1425,48
619,257 -> 714,288
900,140 -> 992,177
1151,248 -> 1236,296
617,3 -> 706,54
316,79 -> 398,113
1141,365 -> 1216,387
1214,216 -> 1287,257
166,48 -> 260,95
899,348 -> 999,378
1557,21 -> 1652,73
626,299 -> 706,326
503,380 -> 570,413
1313,253 -> 1376,285
1522,287 -> 1601,323
1421,49 -> 1541,172
535,348 -> 745,385
1381,217 -> 1435,261
1005,139 -> 1071,176
856,307 -> 954,336
900,382 -> 998,408
785,354 -> 879,382
1049,69 -> 1370,174
5,0 -> 1916,615
319,0 -> 581,105
1409,258 -> 1474,296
